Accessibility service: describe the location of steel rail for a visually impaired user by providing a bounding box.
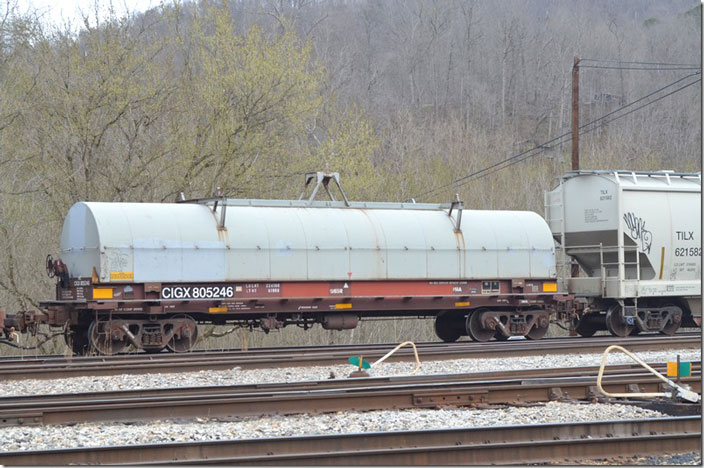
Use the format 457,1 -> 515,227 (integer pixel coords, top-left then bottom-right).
0,416 -> 699,465
1,362 -> 690,406
3,332 -> 700,365
0,338 -> 480,365
0,363 -> 699,426
0,334 -> 699,381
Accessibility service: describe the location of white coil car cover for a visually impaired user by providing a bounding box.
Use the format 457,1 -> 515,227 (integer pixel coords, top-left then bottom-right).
60,201 -> 556,283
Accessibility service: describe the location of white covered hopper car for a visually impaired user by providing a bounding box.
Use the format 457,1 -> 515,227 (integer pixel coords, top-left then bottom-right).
546,170 -> 701,336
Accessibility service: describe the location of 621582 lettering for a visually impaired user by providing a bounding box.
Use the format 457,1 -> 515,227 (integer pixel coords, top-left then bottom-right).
675,247 -> 702,257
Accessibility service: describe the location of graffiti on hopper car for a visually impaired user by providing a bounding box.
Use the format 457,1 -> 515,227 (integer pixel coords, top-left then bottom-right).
623,212 -> 652,254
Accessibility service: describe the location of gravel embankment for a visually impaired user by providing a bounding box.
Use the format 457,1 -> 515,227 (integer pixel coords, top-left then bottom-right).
0,401 -> 664,452
0,348 -> 699,396
559,451 -> 702,465
0,347 -> 699,460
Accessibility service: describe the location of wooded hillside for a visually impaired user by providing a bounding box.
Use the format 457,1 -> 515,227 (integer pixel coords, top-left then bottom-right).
0,0 -> 700,313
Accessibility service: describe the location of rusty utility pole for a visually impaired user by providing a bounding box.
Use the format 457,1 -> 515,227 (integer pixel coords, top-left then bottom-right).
571,56 -> 580,171
570,56 -> 581,284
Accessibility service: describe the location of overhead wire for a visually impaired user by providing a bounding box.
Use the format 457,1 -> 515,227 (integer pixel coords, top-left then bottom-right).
462,75 -> 701,185
410,130 -> 571,200
461,76 -> 700,184
578,59 -> 701,67
411,70 -> 701,200
578,65 -> 700,71
579,71 -> 700,127
578,76 -> 701,138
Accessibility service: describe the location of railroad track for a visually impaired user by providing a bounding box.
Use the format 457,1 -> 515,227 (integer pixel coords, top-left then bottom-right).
1,333 -> 699,381
0,416 -> 699,465
0,362 -> 699,426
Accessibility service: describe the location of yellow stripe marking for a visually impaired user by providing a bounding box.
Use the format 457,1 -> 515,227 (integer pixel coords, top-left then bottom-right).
92,288 -> 113,299
335,303 -> 352,309
542,282 -> 558,292
659,247 -> 665,280
455,301 -> 471,307
209,307 -> 228,313
110,271 -> 134,280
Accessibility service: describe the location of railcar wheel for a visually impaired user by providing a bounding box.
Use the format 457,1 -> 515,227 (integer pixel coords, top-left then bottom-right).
525,310 -> 549,340
88,320 -> 127,355
526,324 -> 549,340
574,318 -> 597,338
434,314 -> 462,343
659,304 -> 682,336
466,310 -> 494,342
65,326 -> 90,356
605,306 -> 633,337
167,315 -> 198,352
494,331 -> 510,341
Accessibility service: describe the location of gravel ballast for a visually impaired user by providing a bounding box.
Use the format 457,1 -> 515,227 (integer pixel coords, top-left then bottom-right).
0,401 -> 665,452
0,347 -> 699,460
0,348 -> 699,396
564,452 -> 703,465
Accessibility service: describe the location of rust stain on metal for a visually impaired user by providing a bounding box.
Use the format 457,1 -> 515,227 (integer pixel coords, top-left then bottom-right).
0,416 -> 699,465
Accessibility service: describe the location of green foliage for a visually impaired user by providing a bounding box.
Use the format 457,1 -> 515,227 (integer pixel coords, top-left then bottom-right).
308,103 -> 381,200
174,7 -> 327,197
0,2 -> 380,315
17,17 -> 172,213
